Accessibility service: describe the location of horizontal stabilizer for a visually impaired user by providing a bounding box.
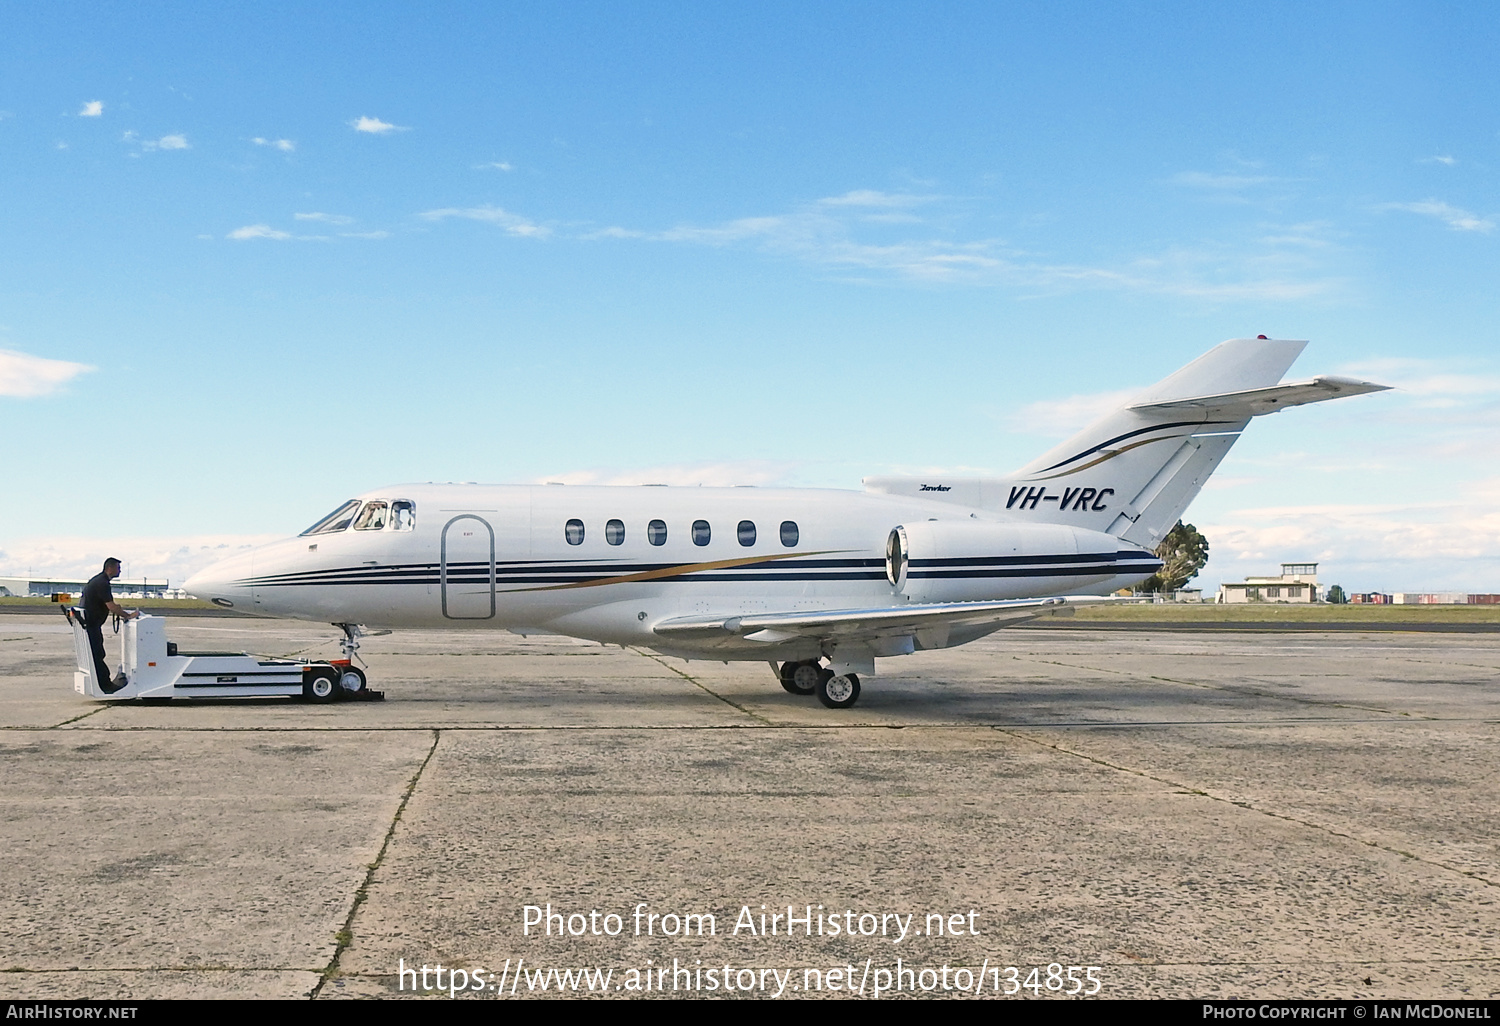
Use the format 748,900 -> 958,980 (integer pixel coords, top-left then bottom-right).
1130,376 -> 1390,416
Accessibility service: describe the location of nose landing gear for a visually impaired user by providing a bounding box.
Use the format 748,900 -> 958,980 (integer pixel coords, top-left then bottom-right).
324,623 -> 385,701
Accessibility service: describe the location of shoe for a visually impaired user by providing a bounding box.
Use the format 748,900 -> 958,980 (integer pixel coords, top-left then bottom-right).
102,673 -> 128,695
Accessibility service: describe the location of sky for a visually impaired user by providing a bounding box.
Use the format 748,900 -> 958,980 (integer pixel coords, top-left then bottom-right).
2,1 -> 1499,594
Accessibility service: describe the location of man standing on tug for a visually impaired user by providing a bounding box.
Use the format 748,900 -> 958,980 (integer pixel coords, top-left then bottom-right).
81,557 -> 137,693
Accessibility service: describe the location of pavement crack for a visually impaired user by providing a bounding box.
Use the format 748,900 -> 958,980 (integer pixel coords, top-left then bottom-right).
310,727 -> 441,999
1016,655 -> 1412,717
49,706 -> 109,728
630,648 -> 772,725
992,726 -> 1499,891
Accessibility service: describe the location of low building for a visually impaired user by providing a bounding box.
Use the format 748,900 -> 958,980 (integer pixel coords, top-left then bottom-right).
0,576 -> 172,599
1218,563 -> 1319,604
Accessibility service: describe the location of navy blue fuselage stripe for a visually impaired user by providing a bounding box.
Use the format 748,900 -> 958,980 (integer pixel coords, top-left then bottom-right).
1036,419 -> 1234,473
911,552 -> 1117,567
242,571 -> 1161,587
238,552 -> 1163,588
238,558 -> 887,585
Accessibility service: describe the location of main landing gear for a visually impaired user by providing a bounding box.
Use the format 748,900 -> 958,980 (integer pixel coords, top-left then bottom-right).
776,660 -> 861,709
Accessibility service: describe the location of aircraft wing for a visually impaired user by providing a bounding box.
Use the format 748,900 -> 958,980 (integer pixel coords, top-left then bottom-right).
653,595 -> 1125,649
1129,375 -> 1389,417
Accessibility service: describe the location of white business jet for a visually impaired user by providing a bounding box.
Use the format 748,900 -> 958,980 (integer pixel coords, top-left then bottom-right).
184,338 -> 1386,707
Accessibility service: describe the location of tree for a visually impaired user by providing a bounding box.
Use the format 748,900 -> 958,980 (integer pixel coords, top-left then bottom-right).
1326,584 -> 1347,604
1139,521 -> 1209,593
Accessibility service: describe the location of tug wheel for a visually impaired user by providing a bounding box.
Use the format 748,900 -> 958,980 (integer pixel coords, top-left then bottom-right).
304,667 -> 339,703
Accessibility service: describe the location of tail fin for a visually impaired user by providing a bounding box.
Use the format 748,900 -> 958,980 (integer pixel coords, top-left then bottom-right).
1009,337 -> 1387,546
864,337 -> 1388,548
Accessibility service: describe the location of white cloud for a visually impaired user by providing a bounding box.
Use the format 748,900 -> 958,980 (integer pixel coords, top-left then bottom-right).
818,189 -> 934,208
1200,478 -> 1500,591
1005,388 -> 1140,436
295,212 -> 354,225
79,100 -> 103,117
1334,356 -> 1500,400
1383,199 -> 1493,232
351,116 -> 405,134
1170,171 -> 1277,190
229,220 -> 387,242
253,137 -> 295,152
475,161 -> 513,171
583,226 -> 646,240
593,194 -> 1339,298
1421,155 -> 1457,166
539,460 -> 799,488
0,534 -> 283,586
227,224 -> 291,241
419,205 -> 550,238
0,349 -> 94,398
133,133 -> 190,152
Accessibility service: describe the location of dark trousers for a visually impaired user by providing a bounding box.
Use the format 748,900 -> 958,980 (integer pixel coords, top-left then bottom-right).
86,622 -> 115,691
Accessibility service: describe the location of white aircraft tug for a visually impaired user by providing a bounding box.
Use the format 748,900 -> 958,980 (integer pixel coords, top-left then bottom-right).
64,606 -> 382,702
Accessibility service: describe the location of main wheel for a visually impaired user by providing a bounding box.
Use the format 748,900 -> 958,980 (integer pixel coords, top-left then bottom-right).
816,670 -> 860,709
780,660 -> 819,695
304,667 -> 339,702
338,666 -> 367,694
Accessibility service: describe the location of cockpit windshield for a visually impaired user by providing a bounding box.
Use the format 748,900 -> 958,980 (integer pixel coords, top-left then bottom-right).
301,500 -> 362,536
353,501 -> 388,531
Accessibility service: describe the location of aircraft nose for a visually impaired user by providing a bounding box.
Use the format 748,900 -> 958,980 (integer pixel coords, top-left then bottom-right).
183,553 -> 255,609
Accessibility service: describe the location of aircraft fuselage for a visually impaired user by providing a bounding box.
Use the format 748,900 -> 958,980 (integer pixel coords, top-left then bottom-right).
185,482 -> 1160,661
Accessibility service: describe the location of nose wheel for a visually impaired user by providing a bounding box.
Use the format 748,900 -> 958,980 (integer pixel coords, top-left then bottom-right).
323,623 -> 386,701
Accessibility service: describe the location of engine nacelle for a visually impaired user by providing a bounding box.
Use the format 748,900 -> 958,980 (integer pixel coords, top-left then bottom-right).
886,520 -> 1138,603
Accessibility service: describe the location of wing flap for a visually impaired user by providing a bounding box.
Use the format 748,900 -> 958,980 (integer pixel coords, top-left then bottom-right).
653,595 -> 1126,646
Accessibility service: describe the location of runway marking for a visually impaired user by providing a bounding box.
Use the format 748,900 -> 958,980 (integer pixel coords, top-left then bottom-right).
992,726 -> 1499,891
311,727 -> 441,1000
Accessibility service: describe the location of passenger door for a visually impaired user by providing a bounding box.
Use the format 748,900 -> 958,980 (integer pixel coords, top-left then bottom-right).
440,515 -> 495,619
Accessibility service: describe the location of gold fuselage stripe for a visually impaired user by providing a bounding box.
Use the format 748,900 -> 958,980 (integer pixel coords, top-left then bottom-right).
509,549 -> 854,592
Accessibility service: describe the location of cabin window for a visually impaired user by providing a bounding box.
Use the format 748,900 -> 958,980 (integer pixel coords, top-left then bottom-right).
301,500 -> 361,536
606,519 -> 625,545
648,520 -> 667,546
692,520 -> 711,546
353,501 -> 388,531
565,519 -> 585,545
780,521 -> 799,547
737,520 -> 756,546
391,500 -> 416,532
